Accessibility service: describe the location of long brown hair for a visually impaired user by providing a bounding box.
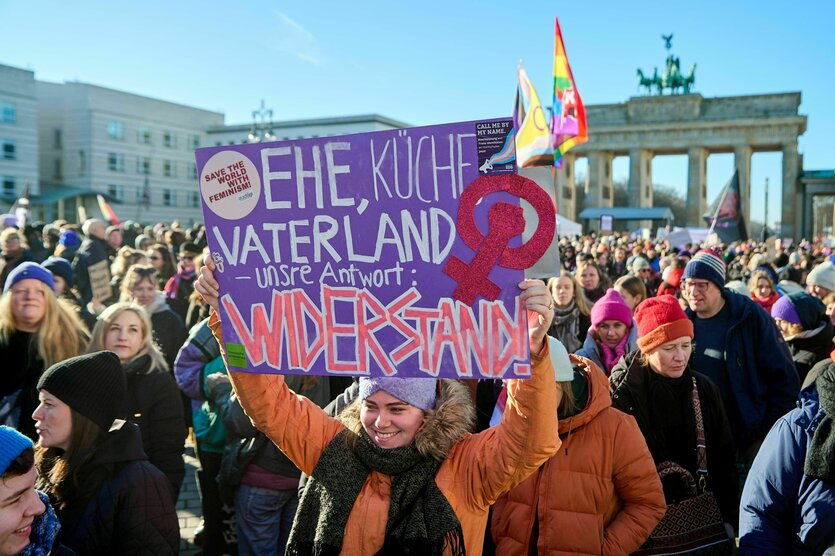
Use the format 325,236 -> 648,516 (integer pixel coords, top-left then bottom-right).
548,270 -> 592,316
35,409 -> 108,509
575,259 -> 612,292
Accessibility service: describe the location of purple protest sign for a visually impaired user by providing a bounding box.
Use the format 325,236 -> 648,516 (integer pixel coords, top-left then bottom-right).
196,118 -> 552,379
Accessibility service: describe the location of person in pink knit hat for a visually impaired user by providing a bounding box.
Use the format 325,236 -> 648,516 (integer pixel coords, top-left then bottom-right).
576,288 -> 638,375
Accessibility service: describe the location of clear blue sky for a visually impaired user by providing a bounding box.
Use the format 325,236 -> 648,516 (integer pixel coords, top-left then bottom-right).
3,0 -> 833,228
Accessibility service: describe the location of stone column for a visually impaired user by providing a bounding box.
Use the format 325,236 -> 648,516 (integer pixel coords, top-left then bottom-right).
555,153 -> 576,221
629,149 -> 653,230
734,145 -> 752,236
628,149 -> 653,207
687,147 -> 708,227
585,151 -> 614,211
781,141 -> 800,240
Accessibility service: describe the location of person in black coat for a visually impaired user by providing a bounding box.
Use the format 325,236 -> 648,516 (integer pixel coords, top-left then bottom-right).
87,302 -> 187,498
71,219 -> 110,305
33,351 -> 179,555
771,291 -> 835,385
610,296 -> 739,530
119,264 -> 188,372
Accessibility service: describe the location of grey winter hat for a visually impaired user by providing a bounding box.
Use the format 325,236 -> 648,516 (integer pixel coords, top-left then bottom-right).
807,261 -> 835,292
358,377 -> 437,411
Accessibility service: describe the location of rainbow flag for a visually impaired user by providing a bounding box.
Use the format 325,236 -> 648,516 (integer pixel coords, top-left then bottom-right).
97,194 -> 120,225
513,63 -> 554,167
551,18 -> 587,167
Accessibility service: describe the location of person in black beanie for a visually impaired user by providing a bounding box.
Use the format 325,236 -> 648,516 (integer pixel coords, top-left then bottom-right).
739,363 -> 835,553
32,351 -> 179,555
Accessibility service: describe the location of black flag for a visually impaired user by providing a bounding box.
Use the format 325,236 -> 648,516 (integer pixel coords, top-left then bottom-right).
704,170 -> 748,243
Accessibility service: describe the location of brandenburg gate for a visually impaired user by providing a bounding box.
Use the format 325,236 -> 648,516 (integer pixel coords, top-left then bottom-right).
555,92 -> 807,239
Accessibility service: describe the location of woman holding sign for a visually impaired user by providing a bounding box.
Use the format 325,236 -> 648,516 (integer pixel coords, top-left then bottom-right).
195,257 -> 561,555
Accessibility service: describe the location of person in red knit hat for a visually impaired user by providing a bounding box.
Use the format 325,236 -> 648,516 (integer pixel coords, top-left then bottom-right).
609,295 -> 740,533
576,288 -> 637,375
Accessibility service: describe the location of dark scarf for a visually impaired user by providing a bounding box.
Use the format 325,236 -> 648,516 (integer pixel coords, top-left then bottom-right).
805,365 -> 835,483
549,301 -> 581,353
286,428 -> 465,556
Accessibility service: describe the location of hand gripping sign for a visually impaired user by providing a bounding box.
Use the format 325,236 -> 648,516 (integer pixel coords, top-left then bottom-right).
443,173 -> 556,305
197,118 -> 555,379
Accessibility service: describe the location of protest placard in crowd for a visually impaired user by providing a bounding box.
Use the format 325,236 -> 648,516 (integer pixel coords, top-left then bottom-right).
196,119 -> 555,378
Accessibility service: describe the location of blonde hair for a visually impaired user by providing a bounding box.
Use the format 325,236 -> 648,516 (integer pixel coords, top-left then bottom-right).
87,302 -> 168,372
119,265 -> 158,302
0,283 -> 88,367
548,270 -> 591,316
614,275 -> 647,302
748,269 -> 775,296
111,247 -> 148,281
0,227 -> 27,250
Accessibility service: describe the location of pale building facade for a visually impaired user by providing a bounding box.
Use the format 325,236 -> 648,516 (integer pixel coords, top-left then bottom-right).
36,80 -> 224,224
0,64 -> 39,206
207,114 -> 409,146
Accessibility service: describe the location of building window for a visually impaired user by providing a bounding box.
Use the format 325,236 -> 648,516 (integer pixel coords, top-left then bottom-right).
0,103 -> 15,123
163,131 -> 177,148
53,159 -> 62,180
107,120 -> 124,140
108,152 -> 125,172
53,129 -> 62,149
2,140 -> 15,160
163,189 -> 176,206
188,191 -> 200,208
189,134 -> 200,149
137,127 -> 152,145
189,163 -> 198,180
163,160 -> 177,178
2,176 -> 14,196
107,184 -> 124,201
78,150 -> 86,175
137,156 -> 151,175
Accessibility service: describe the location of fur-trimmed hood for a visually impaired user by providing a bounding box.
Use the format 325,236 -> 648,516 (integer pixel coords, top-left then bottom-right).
337,379 -> 476,461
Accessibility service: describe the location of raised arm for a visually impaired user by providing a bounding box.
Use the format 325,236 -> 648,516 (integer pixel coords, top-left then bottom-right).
449,280 -> 561,507
196,258 -> 343,475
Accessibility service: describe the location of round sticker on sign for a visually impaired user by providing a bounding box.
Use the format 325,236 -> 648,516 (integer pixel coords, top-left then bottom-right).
200,151 -> 261,220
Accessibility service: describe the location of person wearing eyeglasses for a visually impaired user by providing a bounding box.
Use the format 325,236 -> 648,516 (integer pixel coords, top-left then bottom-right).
682,247 -> 798,495
163,242 -> 200,322
145,243 -> 177,290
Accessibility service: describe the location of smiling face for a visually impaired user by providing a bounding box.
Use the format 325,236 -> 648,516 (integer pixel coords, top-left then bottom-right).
32,390 -> 72,451
646,336 -> 693,378
10,279 -> 47,332
360,390 -> 426,449
596,320 -> 628,349
0,467 -> 45,556
104,310 -> 144,363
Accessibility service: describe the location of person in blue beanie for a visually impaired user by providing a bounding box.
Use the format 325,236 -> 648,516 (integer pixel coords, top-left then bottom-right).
0,425 -> 62,556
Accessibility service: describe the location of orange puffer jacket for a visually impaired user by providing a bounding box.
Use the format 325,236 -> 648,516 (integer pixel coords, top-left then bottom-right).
209,314 -> 559,555
491,355 -> 666,556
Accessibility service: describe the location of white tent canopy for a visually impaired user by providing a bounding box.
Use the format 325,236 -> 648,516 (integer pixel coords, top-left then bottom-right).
557,214 -> 582,237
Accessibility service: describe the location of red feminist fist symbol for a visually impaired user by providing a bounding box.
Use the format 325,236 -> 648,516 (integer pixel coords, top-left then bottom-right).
442,174 -> 556,305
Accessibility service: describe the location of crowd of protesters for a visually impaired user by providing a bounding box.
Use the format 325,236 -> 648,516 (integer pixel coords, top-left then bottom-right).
0,216 -> 834,555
